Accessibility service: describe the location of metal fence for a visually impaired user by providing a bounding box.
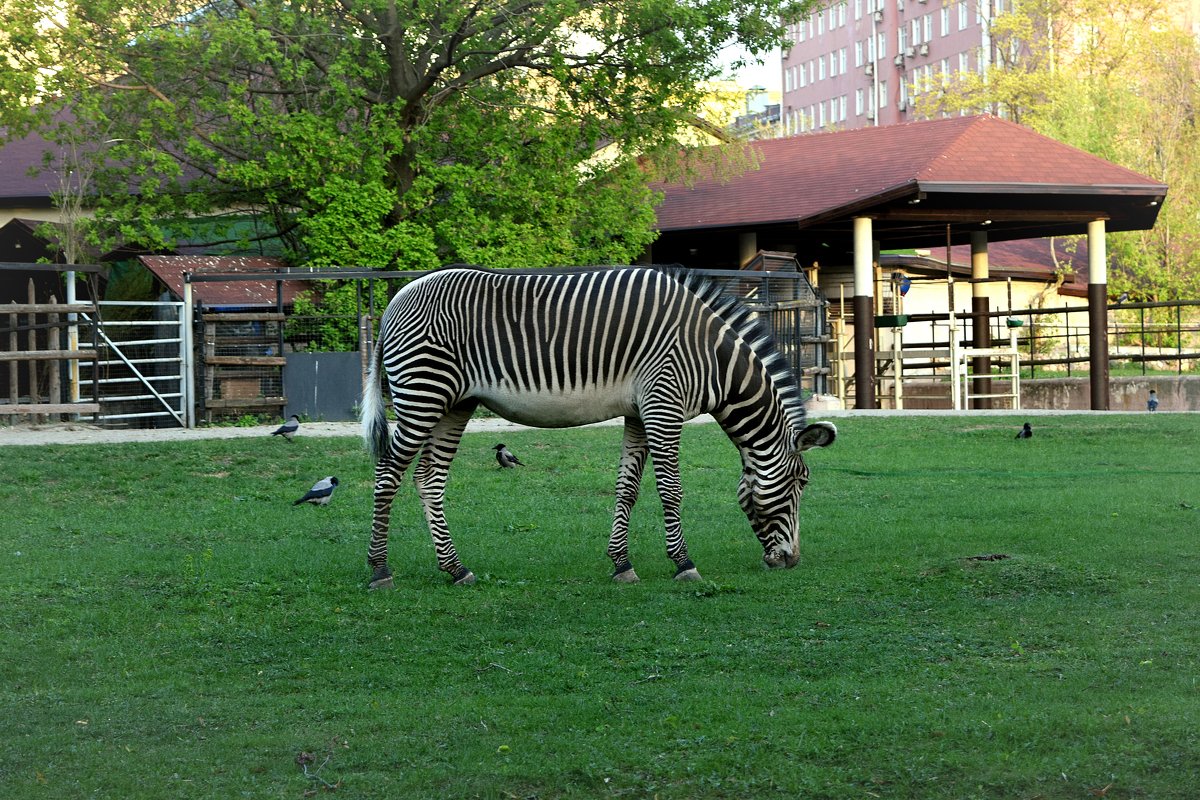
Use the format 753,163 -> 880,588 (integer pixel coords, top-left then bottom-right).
185,265 -> 830,423
78,301 -> 191,427
865,299 -> 1200,409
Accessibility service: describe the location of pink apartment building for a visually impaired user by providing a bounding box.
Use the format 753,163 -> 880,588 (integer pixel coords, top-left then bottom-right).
781,0 -> 1007,132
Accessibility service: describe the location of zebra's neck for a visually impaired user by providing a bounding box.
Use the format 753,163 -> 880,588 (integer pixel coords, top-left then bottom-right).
710,333 -> 796,455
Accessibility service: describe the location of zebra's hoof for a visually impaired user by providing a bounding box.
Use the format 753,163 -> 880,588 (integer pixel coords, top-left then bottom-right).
673,568 -> 703,582
368,568 -> 394,590
612,568 -> 640,584
453,570 -> 477,586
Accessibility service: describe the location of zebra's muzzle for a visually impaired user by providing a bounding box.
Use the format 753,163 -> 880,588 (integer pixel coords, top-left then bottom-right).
763,546 -> 799,569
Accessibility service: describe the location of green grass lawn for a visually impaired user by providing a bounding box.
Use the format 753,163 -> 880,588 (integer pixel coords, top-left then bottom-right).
1,415 -> 1197,799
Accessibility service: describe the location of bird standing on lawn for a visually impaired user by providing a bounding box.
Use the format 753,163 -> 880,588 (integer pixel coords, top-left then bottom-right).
1148,389 -> 1159,412
294,476 -> 338,506
1015,422 -> 1033,439
493,443 -> 525,468
271,414 -> 301,442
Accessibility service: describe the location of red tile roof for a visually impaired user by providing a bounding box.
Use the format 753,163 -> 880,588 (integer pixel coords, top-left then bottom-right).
139,256 -> 310,308
654,115 -> 1166,238
886,238 -> 1090,297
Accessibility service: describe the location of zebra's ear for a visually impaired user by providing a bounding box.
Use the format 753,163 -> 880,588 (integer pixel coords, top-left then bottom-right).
793,421 -> 837,452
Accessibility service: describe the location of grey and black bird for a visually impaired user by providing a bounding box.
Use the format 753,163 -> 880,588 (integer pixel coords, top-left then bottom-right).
1015,422 -> 1033,439
1148,389 -> 1159,412
271,414 -> 301,442
493,443 -> 525,468
294,476 -> 338,506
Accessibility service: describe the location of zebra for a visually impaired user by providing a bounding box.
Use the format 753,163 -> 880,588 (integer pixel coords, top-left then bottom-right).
360,265 -> 836,588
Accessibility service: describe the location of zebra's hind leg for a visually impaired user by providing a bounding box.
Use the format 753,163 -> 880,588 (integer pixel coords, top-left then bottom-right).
368,425 -> 426,590
609,417 -> 649,583
413,403 -> 477,585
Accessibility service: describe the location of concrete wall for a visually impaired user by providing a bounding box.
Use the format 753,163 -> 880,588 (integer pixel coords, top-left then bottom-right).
1023,376 -> 1200,412
898,376 -> 1200,411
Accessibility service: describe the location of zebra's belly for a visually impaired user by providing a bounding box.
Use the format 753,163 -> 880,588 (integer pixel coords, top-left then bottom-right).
475,384 -> 637,428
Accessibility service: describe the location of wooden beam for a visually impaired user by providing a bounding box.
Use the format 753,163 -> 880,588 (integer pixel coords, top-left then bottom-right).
202,312 -> 286,322
874,208 -> 1109,223
0,403 -> 101,415
0,303 -> 97,314
203,355 -> 287,366
0,349 -> 99,361
203,397 -> 287,409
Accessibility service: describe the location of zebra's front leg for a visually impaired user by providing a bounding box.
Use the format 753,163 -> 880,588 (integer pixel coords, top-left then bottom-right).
645,415 -> 702,582
414,404 -> 476,585
609,417 -> 649,583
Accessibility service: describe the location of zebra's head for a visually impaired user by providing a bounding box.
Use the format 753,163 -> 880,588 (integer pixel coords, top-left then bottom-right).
743,421 -> 837,570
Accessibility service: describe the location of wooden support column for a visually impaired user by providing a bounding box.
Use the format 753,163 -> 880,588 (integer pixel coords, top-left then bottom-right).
970,232 -> 992,408
1088,219 -> 1110,410
853,217 -> 876,409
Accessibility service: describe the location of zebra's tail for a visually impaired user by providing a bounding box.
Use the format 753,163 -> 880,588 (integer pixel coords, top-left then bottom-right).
360,338 -> 389,462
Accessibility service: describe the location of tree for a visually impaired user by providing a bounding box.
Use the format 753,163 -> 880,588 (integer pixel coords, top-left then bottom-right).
0,0 -> 812,270
914,0 -> 1200,300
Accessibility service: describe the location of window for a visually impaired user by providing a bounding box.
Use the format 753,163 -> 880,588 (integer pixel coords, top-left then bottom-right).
868,36 -> 877,62
898,28 -> 907,53
879,80 -> 888,108
924,14 -> 933,42
840,47 -> 848,73
829,51 -> 837,77
797,19 -> 806,43
855,40 -> 864,67
940,7 -> 949,35
840,95 -> 848,121
856,88 -> 865,115
912,18 -> 920,44
959,51 -> 970,72
797,65 -> 805,88
818,13 -> 825,35
878,32 -> 887,59
855,0 -> 862,20
958,1 -> 968,30
838,2 -> 847,26
819,56 -> 826,80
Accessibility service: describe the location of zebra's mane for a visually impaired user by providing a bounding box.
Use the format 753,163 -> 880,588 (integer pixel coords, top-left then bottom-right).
663,267 -> 808,431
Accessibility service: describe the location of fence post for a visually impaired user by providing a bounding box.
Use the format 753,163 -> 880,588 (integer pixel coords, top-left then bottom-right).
48,297 -> 61,417
66,270 -> 80,410
183,275 -> 196,428
1087,219 -> 1110,410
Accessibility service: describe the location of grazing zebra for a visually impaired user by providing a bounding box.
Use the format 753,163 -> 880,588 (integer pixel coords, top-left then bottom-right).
360,265 -> 836,588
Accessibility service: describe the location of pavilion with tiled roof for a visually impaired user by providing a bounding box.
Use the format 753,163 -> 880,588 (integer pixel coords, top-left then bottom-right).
651,115 -> 1167,409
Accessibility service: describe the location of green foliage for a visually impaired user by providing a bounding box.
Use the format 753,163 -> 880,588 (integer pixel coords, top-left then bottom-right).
0,0 -> 814,271
287,279 -> 393,352
915,0 -> 1200,300
1,415 -> 1198,797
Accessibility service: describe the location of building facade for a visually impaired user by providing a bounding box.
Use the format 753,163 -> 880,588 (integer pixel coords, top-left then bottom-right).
781,0 -> 1005,133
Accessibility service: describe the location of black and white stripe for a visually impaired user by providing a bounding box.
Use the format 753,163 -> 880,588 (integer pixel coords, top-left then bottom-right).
360,265 -> 835,587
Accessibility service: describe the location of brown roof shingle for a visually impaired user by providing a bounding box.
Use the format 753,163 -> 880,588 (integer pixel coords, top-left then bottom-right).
654,115 -> 1166,239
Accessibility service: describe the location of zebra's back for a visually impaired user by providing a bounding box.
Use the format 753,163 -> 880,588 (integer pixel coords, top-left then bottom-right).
378,266 -> 725,427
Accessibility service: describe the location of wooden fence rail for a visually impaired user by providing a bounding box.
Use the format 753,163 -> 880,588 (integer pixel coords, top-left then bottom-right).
1,279 -> 100,420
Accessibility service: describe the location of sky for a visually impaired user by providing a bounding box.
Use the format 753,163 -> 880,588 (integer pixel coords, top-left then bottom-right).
722,45 -> 783,92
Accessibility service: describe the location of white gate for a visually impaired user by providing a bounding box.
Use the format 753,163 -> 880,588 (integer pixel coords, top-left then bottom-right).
77,301 -> 193,427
